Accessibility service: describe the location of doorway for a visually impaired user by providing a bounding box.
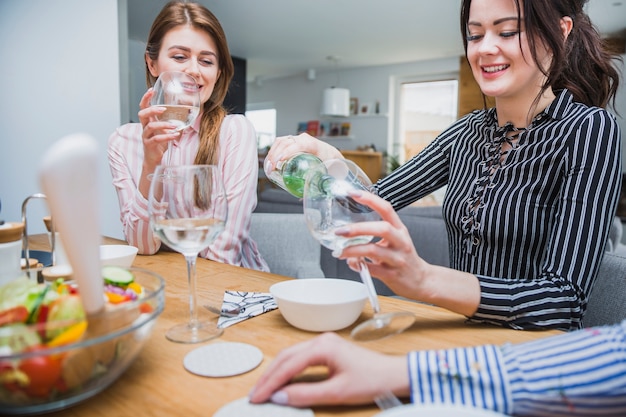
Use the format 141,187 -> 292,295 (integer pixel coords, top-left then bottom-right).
390,75 -> 458,205
398,79 -> 458,162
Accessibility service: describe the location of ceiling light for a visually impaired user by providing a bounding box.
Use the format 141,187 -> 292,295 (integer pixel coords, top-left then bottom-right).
321,87 -> 350,117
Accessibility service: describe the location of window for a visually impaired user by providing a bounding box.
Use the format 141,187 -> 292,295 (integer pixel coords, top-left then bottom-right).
246,107 -> 276,150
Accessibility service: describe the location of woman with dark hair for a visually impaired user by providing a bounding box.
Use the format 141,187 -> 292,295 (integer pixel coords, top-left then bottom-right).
264,0 -> 622,331
250,6 -> 626,413
108,1 -> 268,271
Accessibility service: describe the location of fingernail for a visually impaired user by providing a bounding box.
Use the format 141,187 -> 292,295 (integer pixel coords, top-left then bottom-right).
348,190 -> 363,197
334,227 -> 349,235
270,390 -> 289,405
332,248 -> 343,258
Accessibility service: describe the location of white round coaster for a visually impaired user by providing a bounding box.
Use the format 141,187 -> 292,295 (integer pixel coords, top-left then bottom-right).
214,397 -> 314,417
183,342 -> 264,377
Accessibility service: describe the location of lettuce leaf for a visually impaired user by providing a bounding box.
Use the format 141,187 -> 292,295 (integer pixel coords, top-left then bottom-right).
0,275 -> 59,315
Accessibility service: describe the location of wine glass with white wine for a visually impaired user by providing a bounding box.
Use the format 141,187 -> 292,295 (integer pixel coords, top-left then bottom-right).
148,165 -> 227,343
150,71 -> 201,165
303,158 -> 415,341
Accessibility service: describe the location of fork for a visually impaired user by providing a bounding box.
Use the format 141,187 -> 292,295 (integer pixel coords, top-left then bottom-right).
203,304 -> 240,317
374,390 -> 403,410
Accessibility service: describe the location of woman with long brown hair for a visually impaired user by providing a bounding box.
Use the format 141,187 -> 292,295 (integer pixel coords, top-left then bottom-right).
109,1 -> 268,271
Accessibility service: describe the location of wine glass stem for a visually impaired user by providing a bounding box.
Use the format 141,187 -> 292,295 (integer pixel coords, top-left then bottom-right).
184,254 -> 199,329
358,259 -> 380,314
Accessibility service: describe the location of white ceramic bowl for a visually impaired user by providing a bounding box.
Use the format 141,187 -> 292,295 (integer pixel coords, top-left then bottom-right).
99,244 -> 138,267
269,278 -> 368,332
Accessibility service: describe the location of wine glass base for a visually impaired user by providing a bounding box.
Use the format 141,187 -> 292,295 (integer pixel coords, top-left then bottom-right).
166,320 -> 224,344
350,311 -> 415,342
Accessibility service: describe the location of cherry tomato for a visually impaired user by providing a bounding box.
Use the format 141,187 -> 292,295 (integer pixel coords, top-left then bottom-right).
35,304 -> 50,339
18,347 -> 62,398
139,303 -> 153,314
0,306 -> 29,327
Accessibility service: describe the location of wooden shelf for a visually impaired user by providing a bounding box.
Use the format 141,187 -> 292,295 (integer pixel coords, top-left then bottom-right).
340,150 -> 384,182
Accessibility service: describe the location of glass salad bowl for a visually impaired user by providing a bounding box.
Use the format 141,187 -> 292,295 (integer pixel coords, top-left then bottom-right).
0,267 -> 165,415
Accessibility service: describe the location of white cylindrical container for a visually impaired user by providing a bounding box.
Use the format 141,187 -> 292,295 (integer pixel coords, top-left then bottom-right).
0,222 -> 24,285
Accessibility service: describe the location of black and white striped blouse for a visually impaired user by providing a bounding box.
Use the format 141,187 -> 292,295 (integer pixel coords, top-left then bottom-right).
374,89 -> 622,331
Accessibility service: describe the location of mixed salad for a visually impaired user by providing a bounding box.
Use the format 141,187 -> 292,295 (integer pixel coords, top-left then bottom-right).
0,267 -> 151,401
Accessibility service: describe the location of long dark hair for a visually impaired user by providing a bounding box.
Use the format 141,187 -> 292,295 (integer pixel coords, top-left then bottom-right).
145,1 -> 234,165
460,0 -> 621,109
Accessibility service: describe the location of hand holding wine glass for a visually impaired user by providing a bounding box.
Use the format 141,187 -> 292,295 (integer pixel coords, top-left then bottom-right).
148,165 -> 227,343
303,159 -> 415,341
150,71 -> 201,165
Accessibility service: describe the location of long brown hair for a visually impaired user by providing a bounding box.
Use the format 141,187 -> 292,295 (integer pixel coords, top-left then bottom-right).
460,0 -> 621,109
145,1 -> 234,165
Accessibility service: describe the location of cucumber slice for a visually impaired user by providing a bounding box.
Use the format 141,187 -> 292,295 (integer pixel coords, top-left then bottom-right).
102,266 -> 135,286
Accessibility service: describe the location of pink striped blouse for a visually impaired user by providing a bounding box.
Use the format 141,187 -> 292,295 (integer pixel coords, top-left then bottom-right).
107,114 -> 269,272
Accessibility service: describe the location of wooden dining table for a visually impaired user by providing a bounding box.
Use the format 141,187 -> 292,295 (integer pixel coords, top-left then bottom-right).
28,235 -> 561,417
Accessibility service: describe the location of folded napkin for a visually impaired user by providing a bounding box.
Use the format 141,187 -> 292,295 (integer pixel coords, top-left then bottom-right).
217,290 -> 278,329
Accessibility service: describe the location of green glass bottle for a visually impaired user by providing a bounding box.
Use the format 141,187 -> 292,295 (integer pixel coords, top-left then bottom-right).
264,153 -> 324,198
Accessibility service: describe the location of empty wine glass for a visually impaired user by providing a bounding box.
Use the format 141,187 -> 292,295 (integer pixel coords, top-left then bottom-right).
303,158 -> 415,341
148,165 -> 227,343
150,71 -> 201,165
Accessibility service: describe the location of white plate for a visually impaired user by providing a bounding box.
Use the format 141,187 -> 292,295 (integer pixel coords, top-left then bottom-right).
374,404 -> 509,417
214,397 -> 314,417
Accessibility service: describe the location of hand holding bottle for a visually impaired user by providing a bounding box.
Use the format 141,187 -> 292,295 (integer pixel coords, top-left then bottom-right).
264,134 -> 344,192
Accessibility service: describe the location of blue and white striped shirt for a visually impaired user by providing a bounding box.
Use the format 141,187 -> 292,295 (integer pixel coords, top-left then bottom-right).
375,89 -> 622,331
408,320 -> 626,416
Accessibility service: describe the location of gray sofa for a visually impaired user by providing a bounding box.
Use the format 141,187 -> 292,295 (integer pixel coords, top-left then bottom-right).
249,212 -> 324,278
255,188 -> 626,326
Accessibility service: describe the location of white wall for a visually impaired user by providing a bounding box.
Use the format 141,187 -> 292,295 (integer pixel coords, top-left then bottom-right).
0,0 -> 125,239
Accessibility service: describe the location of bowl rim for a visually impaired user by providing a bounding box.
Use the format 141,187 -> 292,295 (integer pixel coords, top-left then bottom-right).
0,266 -> 164,360
270,278 -> 368,305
